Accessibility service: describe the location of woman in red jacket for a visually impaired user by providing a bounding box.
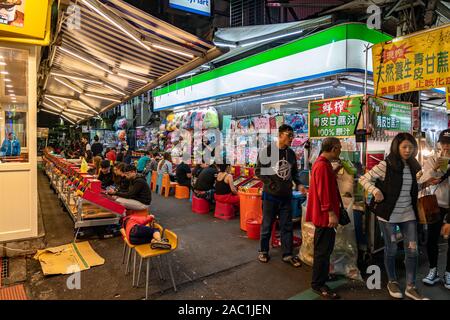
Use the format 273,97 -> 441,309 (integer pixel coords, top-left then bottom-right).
306,137 -> 342,299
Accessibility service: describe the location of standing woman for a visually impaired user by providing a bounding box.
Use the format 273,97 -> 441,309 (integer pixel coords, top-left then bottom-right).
359,132 -> 433,300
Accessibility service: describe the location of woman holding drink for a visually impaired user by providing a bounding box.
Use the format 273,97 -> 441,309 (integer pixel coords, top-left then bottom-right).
418,129 -> 450,290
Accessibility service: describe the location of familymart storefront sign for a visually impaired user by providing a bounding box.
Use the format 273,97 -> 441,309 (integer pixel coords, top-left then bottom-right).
153,23 -> 392,111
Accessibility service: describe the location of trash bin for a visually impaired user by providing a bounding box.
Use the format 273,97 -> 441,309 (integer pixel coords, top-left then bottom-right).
238,188 -> 262,231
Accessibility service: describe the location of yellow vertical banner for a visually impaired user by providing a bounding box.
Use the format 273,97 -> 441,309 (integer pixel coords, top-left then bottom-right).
447,87 -> 450,111
373,24 -> 450,96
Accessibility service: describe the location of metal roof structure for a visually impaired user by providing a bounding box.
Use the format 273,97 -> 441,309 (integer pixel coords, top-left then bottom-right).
39,0 -> 222,124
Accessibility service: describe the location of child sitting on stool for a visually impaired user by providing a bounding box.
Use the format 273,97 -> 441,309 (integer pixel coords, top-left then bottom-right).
123,214 -> 171,249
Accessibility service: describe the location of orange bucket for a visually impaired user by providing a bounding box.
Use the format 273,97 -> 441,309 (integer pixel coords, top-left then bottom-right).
238,189 -> 262,231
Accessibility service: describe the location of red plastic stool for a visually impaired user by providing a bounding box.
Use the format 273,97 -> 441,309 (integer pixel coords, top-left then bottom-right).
192,195 -> 210,214
214,201 -> 235,220
271,219 -> 302,248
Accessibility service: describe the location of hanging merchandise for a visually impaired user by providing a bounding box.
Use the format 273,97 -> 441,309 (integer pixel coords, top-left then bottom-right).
285,113 -> 308,133
113,117 -> 128,130
203,107 -> 219,129
165,113 -> 176,131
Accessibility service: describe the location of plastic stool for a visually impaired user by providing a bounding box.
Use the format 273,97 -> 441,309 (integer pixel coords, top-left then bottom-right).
271,219 -> 302,248
214,201 -> 235,220
150,171 -> 157,192
175,185 -> 190,199
192,195 -> 210,214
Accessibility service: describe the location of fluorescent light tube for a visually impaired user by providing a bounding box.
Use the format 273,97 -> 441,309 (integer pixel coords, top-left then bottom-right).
59,46 -> 113,74
42,102 -> 63,112
81,0 -> 151,51
65,108 -> 94,116
78,100 -> 100,115
116,72 -> 148,84
50,71 -> 103,84
41,109 -> 61,116
60,114 -> 76,124
54,77 -> 83,93
151,44 -> 194,59
45,94 -> 76,101
103,83 -> 126,95
84,92 -> 121,102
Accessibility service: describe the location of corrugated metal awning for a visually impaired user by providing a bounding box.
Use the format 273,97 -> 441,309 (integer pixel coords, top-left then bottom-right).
39,0 -> 221,124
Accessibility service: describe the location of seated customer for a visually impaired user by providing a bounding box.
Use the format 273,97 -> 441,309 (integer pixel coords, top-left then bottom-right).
137,151 -> 151,174
157,152 -> 175,181
108,164 -> 151,211
98,160 -> 115,189
123,214 -> 170,249
193,163 -> 218,202
113,162 -> 130,192
214,164 -> 240,211
175,158 -> 192,188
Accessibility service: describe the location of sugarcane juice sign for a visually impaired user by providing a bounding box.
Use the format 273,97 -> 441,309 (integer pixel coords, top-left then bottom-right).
373,24 -> 450,96
367,96 -> 412,136
309,96 -> 362,138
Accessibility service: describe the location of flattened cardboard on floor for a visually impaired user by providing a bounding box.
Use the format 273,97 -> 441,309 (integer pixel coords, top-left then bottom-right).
34,242 -> 104,275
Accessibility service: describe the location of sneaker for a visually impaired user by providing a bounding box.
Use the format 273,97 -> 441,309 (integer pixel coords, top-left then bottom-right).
422,267 -> 441,285
444,272 -> 450,290
387,281 -> 403,299
405,286 -> 430,300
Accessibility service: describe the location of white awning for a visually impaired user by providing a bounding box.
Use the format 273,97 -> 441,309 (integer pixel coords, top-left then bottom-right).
39,0 -> 221,124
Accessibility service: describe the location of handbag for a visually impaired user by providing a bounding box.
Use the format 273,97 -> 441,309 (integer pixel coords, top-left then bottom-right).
338,195 -> 351,226
417,186 -> 441,224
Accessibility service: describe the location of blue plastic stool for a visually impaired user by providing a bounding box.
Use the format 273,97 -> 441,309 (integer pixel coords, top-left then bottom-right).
189,189 -> 193,202
291,191 -> 306,220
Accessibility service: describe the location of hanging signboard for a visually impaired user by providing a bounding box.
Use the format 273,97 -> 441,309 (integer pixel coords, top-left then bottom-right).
367,96 -> 412,138
169,0 -> 211,17
308,95 -> 362,139
373,24 -> 450,96
36,127 -> 49,139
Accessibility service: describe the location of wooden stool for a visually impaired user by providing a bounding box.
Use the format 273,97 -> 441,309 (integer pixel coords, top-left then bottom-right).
175,185 -> 190,199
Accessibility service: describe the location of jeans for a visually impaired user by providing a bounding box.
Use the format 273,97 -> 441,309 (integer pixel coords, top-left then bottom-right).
115,197 -> 150,211
312,227 -> 336,290
260,197 -> 293,258
378,219 -> 418,286
129,225 -> 156,245
426,207 -> 450,272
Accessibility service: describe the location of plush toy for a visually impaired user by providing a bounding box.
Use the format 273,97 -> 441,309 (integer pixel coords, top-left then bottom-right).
203,108 -> 219,129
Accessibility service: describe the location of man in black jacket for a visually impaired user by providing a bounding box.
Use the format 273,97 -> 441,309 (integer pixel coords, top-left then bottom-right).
256,124 -> 303,268
108,164 -> 151,211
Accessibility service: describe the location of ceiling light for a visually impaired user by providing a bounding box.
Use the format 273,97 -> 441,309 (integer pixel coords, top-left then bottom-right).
64,108 -> 94,116
60,114 -> 76,124
0,71 -> 9,75
59,46 -> 113,74
103,83 -> 126,95
41,109 -> 61,116
150,44 -> 194,59
54,77 -> 83,93
4,78 -> 11,82
45,93 -> 76,101
45,96 -> 66,109
81,0 -> 151,51
50,71 -> 103,85
6,84 -> 12,87
0,62 -> 6,66
42,102 -> 63,112
84,92 -> 121,102
78,100 -> 100,115
116,72 -> 148,84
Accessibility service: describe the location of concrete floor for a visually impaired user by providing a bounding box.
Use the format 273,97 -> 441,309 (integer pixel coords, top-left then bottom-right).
22,170 -> 450,300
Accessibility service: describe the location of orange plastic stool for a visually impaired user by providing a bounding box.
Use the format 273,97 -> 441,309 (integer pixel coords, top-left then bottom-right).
127,209 -> 149,216
150,171 -> 157,192
175,184 -> 190,199
160,174 -> 177,197
214,201 -> 235,220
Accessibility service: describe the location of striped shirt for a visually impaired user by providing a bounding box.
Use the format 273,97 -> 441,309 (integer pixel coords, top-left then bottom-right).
359,160 -> 416,223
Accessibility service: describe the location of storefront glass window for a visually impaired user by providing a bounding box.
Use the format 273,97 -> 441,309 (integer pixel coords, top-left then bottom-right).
0,46 -> 28,163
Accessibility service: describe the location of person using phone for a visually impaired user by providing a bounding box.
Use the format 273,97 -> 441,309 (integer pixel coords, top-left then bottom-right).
418,129 -> 450,290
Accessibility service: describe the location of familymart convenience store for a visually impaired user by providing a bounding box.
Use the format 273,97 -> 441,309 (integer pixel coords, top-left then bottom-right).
153,23 -> 393,118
